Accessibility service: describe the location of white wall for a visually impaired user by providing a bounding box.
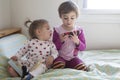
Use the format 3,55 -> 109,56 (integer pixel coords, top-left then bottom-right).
0,0 -> 11,29
11,0 -> 68,37
4,0 -> 120,50
80,23 -> 120,50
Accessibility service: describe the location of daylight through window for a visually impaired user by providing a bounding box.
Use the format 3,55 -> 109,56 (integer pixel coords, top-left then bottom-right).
84,0 -> 120,9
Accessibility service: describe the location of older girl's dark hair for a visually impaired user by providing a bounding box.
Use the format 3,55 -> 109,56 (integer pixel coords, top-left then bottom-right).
58,1 -> 79,18
24,19 -> 48,39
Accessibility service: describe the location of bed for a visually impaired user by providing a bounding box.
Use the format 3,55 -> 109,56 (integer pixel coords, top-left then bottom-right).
0,28 -> 120,80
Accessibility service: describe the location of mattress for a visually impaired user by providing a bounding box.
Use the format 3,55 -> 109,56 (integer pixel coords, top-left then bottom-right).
0,49 -> 120,80
0,34 -> 27,58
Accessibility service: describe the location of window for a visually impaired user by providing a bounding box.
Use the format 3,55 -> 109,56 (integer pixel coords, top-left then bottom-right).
80,0 -> 120,14
75,0 -> 120,23
83,0 -> 120,9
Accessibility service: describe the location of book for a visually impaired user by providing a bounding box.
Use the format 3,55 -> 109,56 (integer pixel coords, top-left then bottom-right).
8,59 -> 22,77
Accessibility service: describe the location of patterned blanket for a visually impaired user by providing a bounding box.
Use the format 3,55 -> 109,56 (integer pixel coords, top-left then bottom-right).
0,49 -> 120,80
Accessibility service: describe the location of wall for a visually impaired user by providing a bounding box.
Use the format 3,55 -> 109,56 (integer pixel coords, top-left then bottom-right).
11,0 -> 68,37
0,0 -> 11,29
80,23 -> 120,50
6,0 -> 120,50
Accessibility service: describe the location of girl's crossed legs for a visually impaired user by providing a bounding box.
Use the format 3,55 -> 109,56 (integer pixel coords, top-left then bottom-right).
52,56 -> 88,71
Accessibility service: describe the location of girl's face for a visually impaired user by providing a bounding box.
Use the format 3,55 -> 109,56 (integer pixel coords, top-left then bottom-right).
37,23 -> 52,41
61,11 -> 77,30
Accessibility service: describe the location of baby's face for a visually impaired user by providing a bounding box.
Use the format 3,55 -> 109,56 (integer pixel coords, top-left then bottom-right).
38,23 -> 52,41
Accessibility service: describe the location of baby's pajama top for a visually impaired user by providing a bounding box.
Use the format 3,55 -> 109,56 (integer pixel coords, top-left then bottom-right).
15,39 -> 58,76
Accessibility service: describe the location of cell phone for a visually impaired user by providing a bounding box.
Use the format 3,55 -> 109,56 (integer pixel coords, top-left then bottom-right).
64,30 -> 79,37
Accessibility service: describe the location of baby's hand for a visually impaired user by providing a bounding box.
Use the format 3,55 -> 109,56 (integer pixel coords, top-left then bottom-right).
11,56 -> 18,61
46,55 -> 54,68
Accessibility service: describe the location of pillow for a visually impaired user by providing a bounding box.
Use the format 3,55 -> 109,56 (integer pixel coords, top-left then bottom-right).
0,34 -> 27,58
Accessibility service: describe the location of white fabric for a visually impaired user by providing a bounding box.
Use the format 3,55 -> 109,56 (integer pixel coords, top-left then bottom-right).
30,63 -> 47,77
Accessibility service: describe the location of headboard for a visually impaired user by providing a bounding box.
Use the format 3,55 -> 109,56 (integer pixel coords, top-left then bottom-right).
0,28 -> 27,58
0,28 -> 21,38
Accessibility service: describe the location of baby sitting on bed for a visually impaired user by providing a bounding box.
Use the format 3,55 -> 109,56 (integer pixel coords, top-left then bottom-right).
7,19 -> 58,80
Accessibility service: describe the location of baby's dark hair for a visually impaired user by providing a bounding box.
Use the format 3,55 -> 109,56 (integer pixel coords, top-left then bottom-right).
58,1 -> 79,18
24,19 -> 48,39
